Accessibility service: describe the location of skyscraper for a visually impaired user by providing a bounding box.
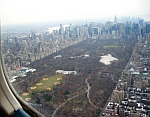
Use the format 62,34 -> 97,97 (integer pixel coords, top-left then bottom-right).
92,27 -> 99,39
145,23 -> 150,34
59,23 -> 64,39
114,15 -> 117,24
139,19 -> 144,27
59,23 -> 63,35
125,26 -> 131,35
140,28 -> 144,38
132,23 -> 139,32
93,27 -> 98,35
111,89 -> 124,104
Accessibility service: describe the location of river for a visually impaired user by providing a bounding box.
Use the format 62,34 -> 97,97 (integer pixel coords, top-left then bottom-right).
48,25 -> 69,33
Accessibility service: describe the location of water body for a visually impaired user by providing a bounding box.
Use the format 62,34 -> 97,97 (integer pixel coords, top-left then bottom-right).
100,54 -> 118,65
48,25 -> 69,33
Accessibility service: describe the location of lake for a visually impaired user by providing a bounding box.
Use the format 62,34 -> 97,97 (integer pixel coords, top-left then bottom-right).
100,54 -> 118,65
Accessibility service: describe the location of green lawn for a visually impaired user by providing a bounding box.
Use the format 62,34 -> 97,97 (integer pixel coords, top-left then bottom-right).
103,45 -> 119,49
32,74 -> 64,92
21,74 -> 65,99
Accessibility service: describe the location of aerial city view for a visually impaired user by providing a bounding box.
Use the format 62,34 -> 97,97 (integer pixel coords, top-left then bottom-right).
1,0 -> 150,117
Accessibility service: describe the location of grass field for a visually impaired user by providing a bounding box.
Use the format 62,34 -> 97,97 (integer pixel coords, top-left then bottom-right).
33,74 -> 64,92
103,45 -> 119,49
21,74 -> 65,100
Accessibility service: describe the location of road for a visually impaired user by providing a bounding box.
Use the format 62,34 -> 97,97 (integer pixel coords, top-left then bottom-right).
52,92 -> 86,117
52,77 -> 99,117
85,78 -> 99,108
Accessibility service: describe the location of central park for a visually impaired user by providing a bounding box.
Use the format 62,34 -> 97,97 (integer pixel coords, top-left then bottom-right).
12,38 -> 137,116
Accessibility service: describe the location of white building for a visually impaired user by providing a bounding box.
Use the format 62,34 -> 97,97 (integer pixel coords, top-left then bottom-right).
56,70 -> 77,74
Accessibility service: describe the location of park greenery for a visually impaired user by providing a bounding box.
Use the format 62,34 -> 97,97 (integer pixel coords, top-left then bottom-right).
13,38 -> 137,116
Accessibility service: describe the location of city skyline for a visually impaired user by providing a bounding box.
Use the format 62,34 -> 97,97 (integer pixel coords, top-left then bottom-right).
1,0 -> 150,26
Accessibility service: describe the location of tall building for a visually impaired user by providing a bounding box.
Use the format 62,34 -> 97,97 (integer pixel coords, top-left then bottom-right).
112,25 -> 117,31
125,26 -> 131,35
145,23 -> 150,34
139,19 -> 144,27
59,23 -> 64,39
59,23 -> 62,34
93,27 -> 99,35
132,23 -> 139,33
31,32 -> 36,40
114,15 -> 117,24
92,27 -> 100,39
146,33 -> 150,41
75,27 -> 79,38
88,27 -> 92,37
140,28 -> 144,38
105,21 -> 112,30
111,89 -> 124,104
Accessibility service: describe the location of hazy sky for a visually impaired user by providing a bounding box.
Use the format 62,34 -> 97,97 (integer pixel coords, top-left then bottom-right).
1,0 -> 150,26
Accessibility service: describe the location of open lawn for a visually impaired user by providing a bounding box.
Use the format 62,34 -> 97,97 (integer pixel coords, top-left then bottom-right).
21,74 -> 65,100
32,74 -> 64,92
103,45 -> 120,49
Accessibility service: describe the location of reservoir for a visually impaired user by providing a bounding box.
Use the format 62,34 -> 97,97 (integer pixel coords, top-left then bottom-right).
100,54 -> 118,65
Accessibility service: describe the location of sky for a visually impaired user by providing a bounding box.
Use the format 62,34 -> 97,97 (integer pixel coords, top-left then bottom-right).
1,0 -> 150,26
